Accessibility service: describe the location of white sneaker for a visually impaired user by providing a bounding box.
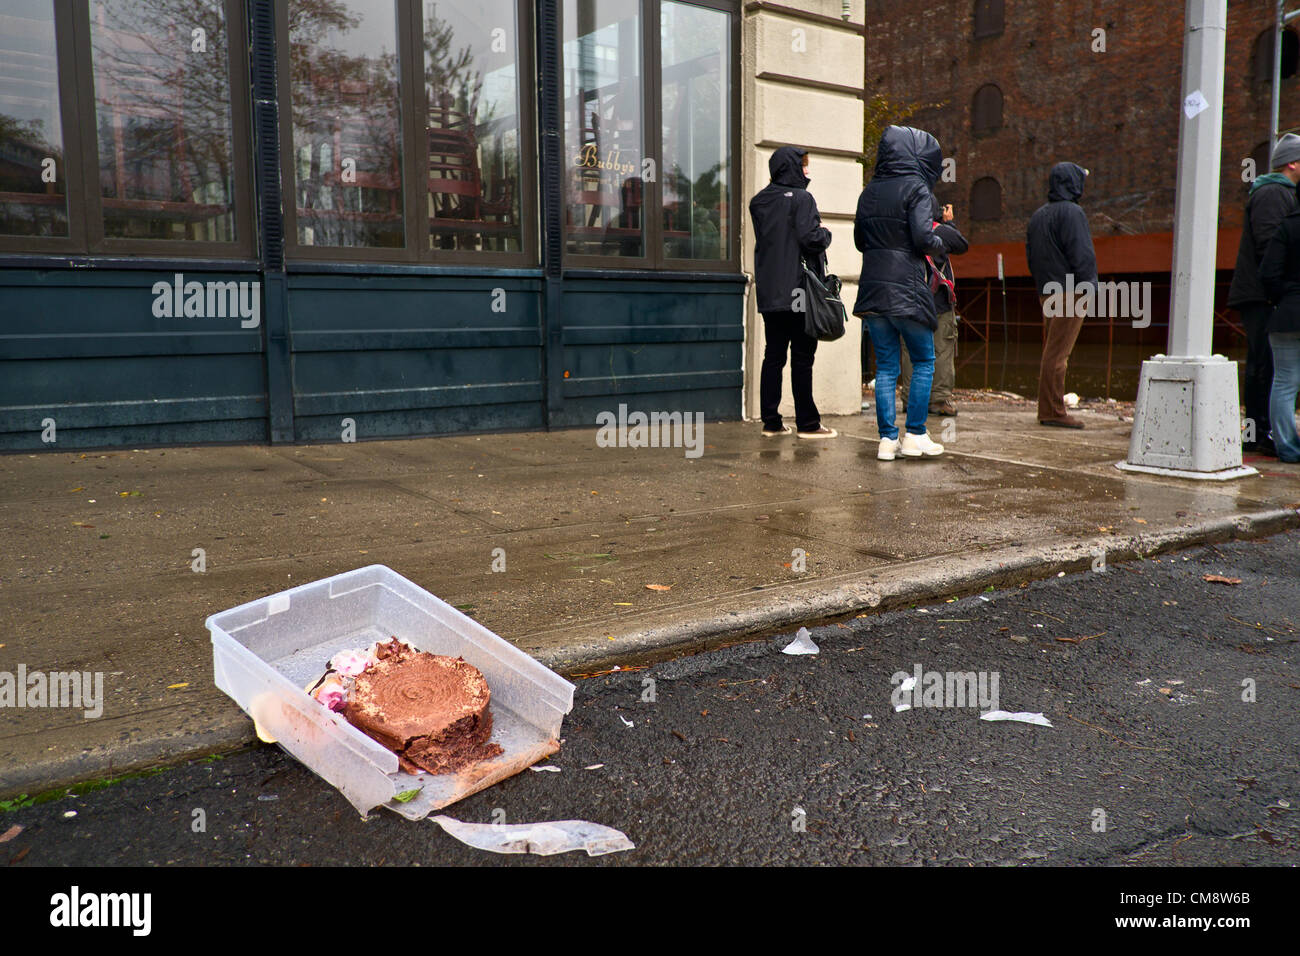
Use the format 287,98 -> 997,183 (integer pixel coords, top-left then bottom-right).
878,437 -> 899,460
899,431 -> 944,457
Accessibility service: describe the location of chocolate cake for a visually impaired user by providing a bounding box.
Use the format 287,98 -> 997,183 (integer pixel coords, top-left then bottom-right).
343,638 -> 503,775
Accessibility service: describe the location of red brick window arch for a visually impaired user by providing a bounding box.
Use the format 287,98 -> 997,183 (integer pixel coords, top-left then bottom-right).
1255,28 -> 1299,83
971,84 -> 1003,135
974,0 -> 1005,39
970,177 -> 1002,221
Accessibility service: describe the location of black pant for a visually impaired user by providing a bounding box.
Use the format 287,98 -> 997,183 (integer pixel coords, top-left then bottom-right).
1240,303 -> 1274,440
760,311 -> 820,432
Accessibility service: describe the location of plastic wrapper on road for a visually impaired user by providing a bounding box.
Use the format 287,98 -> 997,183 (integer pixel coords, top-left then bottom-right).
206,565 -> 575,819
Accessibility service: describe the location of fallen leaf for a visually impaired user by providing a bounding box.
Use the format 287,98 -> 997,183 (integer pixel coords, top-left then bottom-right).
1133,518 -> 1147,524
645,584 -> 672,592
1203,574 -> 1242,585
613,602 -> 633,606
69,487 -> 83,493
167,682 -> 189,690
0,825 -> 22,844
71,522 -> 95,529
9,846 -> 30,864
1158,687 -> 1172,695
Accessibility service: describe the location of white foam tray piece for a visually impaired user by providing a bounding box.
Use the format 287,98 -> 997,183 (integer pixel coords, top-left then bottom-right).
207,565 -> 575,818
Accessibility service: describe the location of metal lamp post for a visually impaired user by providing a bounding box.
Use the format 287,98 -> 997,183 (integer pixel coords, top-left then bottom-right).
1270,1 -> 1300,156
1119,0 -> 1256,479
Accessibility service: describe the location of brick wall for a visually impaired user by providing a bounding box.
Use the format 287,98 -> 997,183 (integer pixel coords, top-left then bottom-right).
865,0 -> 1297,274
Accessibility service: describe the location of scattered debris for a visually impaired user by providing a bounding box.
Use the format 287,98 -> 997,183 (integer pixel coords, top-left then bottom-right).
645,584 -> 672,592
1203,574 -> 1243,585
430,815 -> 635,856
980,710 -> 1053,727
584,764 -> 604,771
782,627 -> 819,656
63,810 -> 77,818
529,765 -> 561,772
618,714 -> 634,728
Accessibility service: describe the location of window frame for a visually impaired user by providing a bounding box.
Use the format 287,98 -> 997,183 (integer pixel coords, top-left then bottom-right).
278,0 -> 539,266
969,176 -> 1002,221
970,82 -> 1003,136
79,0 -> 254,258
0,0 -> 256,258
560,0 -> 739,273
972,0 -> 1004,40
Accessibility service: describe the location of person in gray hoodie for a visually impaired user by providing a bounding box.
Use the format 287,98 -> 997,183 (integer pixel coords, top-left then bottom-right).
1227,133 -> 1300,456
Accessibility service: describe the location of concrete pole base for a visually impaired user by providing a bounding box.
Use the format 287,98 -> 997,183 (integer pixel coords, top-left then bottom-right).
1119,354 -> 1258,479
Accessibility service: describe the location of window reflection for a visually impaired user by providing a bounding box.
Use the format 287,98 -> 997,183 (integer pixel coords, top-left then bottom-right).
563,0 -> 644,258
289,0 -> 404,248
90,0 -> 237,241
0,1 -> 68,238
661,1 -> 728,260
424,1 -> 524,253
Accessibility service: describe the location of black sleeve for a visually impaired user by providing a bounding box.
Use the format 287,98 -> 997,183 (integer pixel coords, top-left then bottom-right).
1259,221 -> 1292,303
1061,205 -> 1098,284
1251,186 -> 1296,262
934,221 -> 969,255
907,187 -> 945,257
853,189 -> 868,252
796,193 -> 832,255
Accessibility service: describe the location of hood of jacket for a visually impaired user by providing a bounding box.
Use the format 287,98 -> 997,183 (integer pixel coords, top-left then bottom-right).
1250,171 -> 1296,195
769,146 -> 809,189
873,126 -> 942,186
1047,162 -> 1088,202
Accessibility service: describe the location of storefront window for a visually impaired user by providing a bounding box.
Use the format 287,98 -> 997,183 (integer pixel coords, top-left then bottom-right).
563,0 -> 644,258
289,0 -> 404,248
424,0 -> 525,253
661,0 -> 728,261
0,1 -> 68,238
89,0 -> 238,242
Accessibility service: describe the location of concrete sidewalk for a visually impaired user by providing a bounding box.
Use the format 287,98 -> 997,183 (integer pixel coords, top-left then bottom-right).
2,395 -> 1298,798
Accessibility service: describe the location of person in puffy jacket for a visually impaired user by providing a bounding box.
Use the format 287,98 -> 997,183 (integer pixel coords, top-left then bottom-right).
748,146 -> 837,439
853,125 -> 947,460
1258,179 -> 1300,464
1025,162 -> 1097,429
1228,133 -> 1300,456
899,193 -> 969,418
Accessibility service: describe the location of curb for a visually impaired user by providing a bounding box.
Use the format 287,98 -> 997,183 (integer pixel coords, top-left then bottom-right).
5,506 -> 1297,802
532,506 -> 1300,673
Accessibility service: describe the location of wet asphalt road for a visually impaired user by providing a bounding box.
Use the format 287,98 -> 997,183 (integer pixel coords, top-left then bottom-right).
3,531 -> 1299,867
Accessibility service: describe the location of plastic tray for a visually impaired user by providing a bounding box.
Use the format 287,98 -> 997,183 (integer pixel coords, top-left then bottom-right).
206,565 -> 574,818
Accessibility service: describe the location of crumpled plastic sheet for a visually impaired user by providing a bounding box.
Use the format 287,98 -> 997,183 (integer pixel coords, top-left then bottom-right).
430,816 -> 636,857
980,710 -> 1053,727
782,627 -> 819,655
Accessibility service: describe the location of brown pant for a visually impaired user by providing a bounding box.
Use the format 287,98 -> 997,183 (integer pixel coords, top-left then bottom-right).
899,309 -> 958,407
1037,294 -> 1085,421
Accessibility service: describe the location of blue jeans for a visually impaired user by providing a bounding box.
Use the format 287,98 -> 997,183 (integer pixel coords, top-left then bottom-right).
866,315 -> 934,439
1269,331 -> 1300,462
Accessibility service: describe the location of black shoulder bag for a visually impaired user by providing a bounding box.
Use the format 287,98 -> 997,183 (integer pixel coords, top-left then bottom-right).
790,199 -> 847,341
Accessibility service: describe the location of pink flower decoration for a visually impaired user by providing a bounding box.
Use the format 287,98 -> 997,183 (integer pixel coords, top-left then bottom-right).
329,648 -> 372,677
313,676 -> 347,712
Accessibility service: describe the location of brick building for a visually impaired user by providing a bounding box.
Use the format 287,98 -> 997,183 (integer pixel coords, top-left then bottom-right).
865,0 -> 1298,396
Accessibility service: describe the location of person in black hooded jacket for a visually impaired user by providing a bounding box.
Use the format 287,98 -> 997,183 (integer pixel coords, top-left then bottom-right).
1025,162 -> 1097,429
853,125 -> 947,460
748,146 -> 837,438
1258,181 -> 1300,463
